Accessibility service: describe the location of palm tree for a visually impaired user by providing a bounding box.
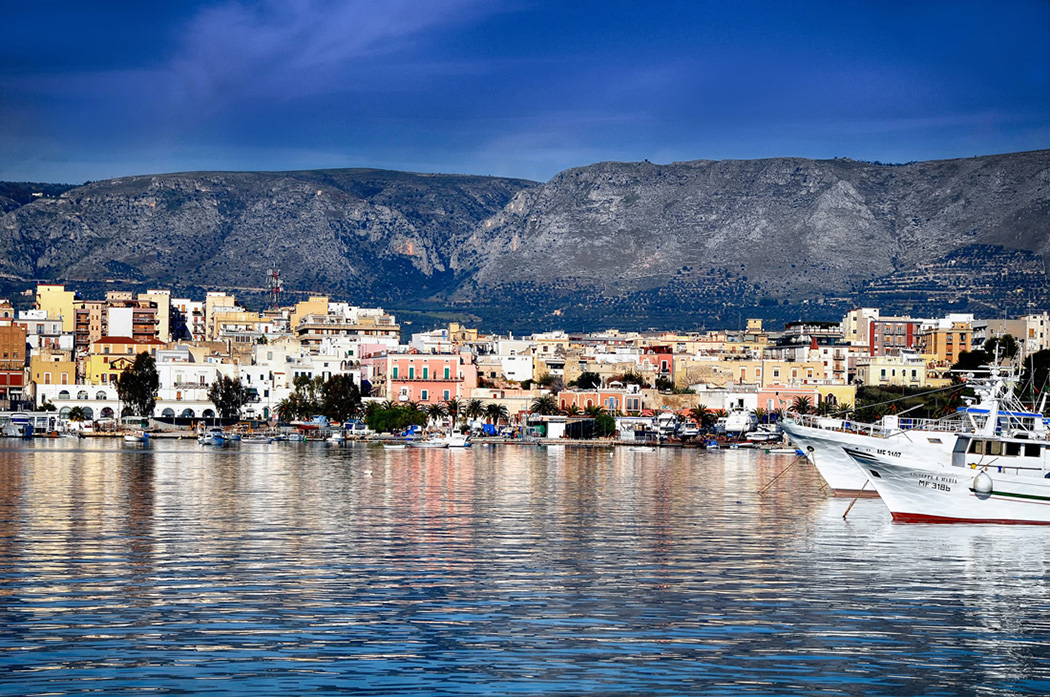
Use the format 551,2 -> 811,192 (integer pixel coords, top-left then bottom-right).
67,406 -> 87,423
380,399 -> 397,411
530,394 -> 559,415
564,404 -> 582,416
583,404 -> 606,417
424,402 -> 448,427
689,404 -> 712,428
465,398 -> 485,422
792,395 -> 813,414
445,397 -> 462,427
485,402 -> 509,426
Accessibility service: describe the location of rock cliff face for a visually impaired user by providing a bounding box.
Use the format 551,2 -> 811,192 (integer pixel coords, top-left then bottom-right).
2,151 -> 1049,331
0,169 -> 534,302
460,151 -> 1050,298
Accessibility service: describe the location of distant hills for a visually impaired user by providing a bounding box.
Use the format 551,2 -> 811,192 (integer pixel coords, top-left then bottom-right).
2,150 -> 1049,332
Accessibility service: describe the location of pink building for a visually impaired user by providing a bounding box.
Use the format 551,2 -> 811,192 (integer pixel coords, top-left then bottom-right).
559,388 -> 647,414
367,350 -> 478,404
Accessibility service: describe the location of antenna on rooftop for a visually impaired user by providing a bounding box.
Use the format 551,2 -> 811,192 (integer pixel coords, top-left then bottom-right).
268,263 -> 283,310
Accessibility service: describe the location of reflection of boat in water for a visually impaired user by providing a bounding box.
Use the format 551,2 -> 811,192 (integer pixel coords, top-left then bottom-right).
242,436 -> 273,445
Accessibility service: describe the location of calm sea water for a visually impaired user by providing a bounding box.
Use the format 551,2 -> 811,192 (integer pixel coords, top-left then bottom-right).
0,439 -> 1048,696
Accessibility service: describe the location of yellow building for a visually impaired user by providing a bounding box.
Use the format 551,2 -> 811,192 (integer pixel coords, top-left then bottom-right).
290,296 -> 330,331
36,284 -> 78,332
84,337 -> 165,386
855,355 -> 929,388
30,350 -> 77,390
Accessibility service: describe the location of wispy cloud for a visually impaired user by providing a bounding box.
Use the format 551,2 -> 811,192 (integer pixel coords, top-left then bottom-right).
161,0 -> 492,114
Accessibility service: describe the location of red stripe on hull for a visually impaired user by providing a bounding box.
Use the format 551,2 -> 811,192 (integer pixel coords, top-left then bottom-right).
831,489 -> 881,498
891,511 -> 1050,525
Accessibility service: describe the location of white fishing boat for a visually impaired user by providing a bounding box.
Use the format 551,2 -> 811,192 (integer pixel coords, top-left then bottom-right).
844,430 -> 1050,524
123,431 -> 148,444
328,431 -> 346,444
408,439 -> 447,449
242,435 -> 273,445
440,432 -> 471,448
779,365 -> 1043,497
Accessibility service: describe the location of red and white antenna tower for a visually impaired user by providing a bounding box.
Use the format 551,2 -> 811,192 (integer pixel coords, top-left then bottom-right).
268,263 -> 283,310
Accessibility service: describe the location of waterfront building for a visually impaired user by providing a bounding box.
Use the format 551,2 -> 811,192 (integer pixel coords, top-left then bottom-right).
83,336 -> 165,386
854,352 -> 933,388
0,324 -> 27,410
365,350 -> 478,404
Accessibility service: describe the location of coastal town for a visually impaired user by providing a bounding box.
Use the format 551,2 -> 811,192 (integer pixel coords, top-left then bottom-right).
1,280 -> 1046,441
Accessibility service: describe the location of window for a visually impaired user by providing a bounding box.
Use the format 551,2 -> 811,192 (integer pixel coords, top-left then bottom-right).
443,390 -> 450,400
392,366 -> 398,378
96,391 -> 106,400
422,367 -> 429,379
444,367 -> 450,379
77,390 -> 88,400
421,390 -> 428,401
58,390 -> 69,400
409,367 -> 415,379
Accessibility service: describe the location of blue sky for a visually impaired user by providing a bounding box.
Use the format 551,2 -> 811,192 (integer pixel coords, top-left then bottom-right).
2,0 -> 1048,183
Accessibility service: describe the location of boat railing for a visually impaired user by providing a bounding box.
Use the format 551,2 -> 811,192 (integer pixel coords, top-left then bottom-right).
790,412 -> 975,438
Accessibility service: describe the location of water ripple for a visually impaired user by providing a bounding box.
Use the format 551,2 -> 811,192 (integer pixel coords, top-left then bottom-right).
0,440 -> 1048,695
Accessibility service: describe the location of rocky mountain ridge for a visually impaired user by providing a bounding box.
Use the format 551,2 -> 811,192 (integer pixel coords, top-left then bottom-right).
2,151 -> 1048,331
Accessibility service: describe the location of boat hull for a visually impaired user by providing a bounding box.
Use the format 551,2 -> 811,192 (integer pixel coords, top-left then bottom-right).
780,419 -> 876,495
845,446 -> 1050,525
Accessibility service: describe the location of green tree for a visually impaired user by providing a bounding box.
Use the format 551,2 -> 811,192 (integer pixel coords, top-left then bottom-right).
116,352 -> 159,417
208,375 -> 250,421
445,398 -> 462,427
564,404 -> 582,416
424,402 -> 448,426
321,374 -> 362,421
530,394 -> 560,415
67,406 -> 88,422
689,404 -> 714,428
465,398 -> 485,423
572,372 -> 602,390
593,412 -> 616,438
485,402 -> 509,425
984,334 -> 1020,361
583,404 -> 606,417
792,396 -> 813,414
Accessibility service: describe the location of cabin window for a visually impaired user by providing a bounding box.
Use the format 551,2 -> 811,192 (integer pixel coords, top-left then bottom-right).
968,440 -> 984,455
927,437 -> 942,444
988,441 -> 1003,456
1025,444 -> 1042,458
1006,442 -> 1022,457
